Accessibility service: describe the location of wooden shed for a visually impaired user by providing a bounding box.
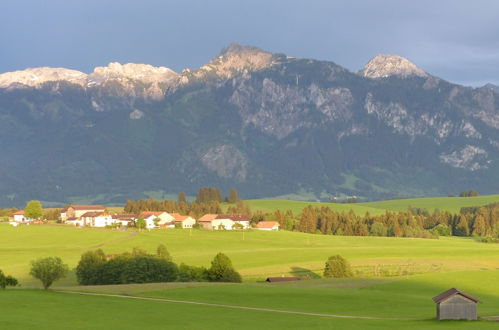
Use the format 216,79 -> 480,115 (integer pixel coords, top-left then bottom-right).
266,277 -> 301,283
433,288 -> 480,320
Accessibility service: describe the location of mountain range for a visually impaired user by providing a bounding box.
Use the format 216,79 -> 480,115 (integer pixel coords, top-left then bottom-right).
1,43 -> 499,207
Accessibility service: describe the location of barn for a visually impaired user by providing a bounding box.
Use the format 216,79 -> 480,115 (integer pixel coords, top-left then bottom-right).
265,277 -> 301,282
433,288 -> 480,320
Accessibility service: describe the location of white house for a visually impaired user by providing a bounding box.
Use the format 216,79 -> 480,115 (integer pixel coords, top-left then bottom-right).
12,210 -> 27,223
80,212 -> 115,227
198,214 -> 250,230
256,221 -> 280,231
171,213 -> 196,229
61,205 -> 106,221
138,211 -> 174,229
111,214 -> 137,227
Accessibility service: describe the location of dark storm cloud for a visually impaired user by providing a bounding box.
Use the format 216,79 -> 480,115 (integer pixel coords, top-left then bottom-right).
1,0 -> 498,86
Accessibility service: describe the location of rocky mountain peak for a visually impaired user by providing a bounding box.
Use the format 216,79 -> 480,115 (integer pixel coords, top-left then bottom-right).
195,43 -> 278,79
0,67 -> 88,88
90,62 -> 178,84
361,54 -> 428,79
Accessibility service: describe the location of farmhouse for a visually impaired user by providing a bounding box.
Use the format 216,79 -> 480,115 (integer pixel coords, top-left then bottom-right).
139,211 -> 174,229
80,212 -> 115,227
111,214 -> 137,227
12,210 -> 28,223
256,221 -> 280,231
198,214 -> 220,230
433,288 -> 480,320
198,214 -> 250,230
61,205 -> 106,221
223,214 -> 251,229
171,213 -> 196,229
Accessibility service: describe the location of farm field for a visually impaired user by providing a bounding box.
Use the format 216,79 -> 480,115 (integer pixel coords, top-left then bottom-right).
3,271 -> 499,329
2,223 -> 499,328
2,224 -> 499,286
245,194 -> 499,215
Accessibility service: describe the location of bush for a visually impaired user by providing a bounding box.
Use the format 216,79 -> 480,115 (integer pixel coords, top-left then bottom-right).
76,248 -> 178,285
120,255 -> 178,283
156,244 -> 172,261
178,263 -> 209,282
0,270 -> 18,289
431,224 -> 451,236
323,255 -> 353,278
30,257 -> 68,289
208,253 -> 242,282
76,249 -> 107,285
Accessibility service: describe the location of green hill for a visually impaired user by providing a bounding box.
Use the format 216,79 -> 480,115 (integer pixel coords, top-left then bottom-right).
244,194 -> 499,215
362,194 -> 499,213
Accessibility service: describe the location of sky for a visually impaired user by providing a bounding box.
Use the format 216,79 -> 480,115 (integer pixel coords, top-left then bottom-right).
1,0 -> 499,86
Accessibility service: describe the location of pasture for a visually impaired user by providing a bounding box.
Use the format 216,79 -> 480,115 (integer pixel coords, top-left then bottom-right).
3,223 -> 499,328
245,194 -> 499,215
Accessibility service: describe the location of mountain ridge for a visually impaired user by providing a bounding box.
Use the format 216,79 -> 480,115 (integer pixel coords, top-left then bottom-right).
1,44 -> 498,206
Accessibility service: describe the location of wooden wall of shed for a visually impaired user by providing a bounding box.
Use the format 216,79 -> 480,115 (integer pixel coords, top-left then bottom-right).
437,295 -> 477,320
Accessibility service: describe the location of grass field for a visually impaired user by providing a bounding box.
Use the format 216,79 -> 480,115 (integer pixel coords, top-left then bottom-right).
3,223 -> 499,328
245,194 -> 499,215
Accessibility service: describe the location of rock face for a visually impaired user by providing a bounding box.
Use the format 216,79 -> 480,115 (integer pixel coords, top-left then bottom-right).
0,62 -> 179,100
0,67 -> 88,88
1,44 -> 499,206
361,54 -> 428,78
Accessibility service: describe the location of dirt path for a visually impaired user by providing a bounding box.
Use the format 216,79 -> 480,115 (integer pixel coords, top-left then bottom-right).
86,231 -> 138,249
57,290 -> 426,321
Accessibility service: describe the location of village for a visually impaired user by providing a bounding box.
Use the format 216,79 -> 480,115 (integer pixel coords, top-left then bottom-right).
10,204 -> 280,231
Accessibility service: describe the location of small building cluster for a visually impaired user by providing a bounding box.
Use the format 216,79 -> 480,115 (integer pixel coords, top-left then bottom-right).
56,205 -> 280,230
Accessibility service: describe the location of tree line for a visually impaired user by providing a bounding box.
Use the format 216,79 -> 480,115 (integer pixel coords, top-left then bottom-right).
257,202 -> 499,239
76,246 -> 242,285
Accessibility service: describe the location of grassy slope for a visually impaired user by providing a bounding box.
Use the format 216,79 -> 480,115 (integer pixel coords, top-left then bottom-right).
361,194 -> 499,213
244,199 -> 387,215
2,224 -> 499,286
3,272 -> 499,330
3,224 -> 499,328
245,194 -> 499,215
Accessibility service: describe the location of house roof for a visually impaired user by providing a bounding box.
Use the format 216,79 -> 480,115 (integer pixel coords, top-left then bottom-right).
266,277 -> 301,282
81,211 -> 105,217
171,213 -> 191,222
198,214 -> 219,222
139,211 -> 165,218
13,210 -> 25,215
432,288 -> 481,304
112,214 -> 137,221
256,221 -> 280,229
66,205 -> 105,211
216,214 -> 251,221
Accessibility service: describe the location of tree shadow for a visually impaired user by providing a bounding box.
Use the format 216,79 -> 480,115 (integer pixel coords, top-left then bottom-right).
290,267 -> 321,279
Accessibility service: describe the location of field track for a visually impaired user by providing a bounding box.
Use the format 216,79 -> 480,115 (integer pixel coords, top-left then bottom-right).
57,290 -> 427,321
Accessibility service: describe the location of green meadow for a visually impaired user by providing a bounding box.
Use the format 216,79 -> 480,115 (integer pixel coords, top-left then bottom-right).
3,202 -> 499,329
245,194 -> 499,215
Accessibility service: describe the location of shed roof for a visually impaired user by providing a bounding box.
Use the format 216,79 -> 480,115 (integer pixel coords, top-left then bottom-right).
13,210 -> 25,215
433,288 -> 481,304
266,277 -> 301,282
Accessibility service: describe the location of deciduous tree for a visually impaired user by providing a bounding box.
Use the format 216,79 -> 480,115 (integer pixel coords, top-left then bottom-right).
25,200 -> 43,219
323,255 -> 353,278
30,257 -> 68,289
